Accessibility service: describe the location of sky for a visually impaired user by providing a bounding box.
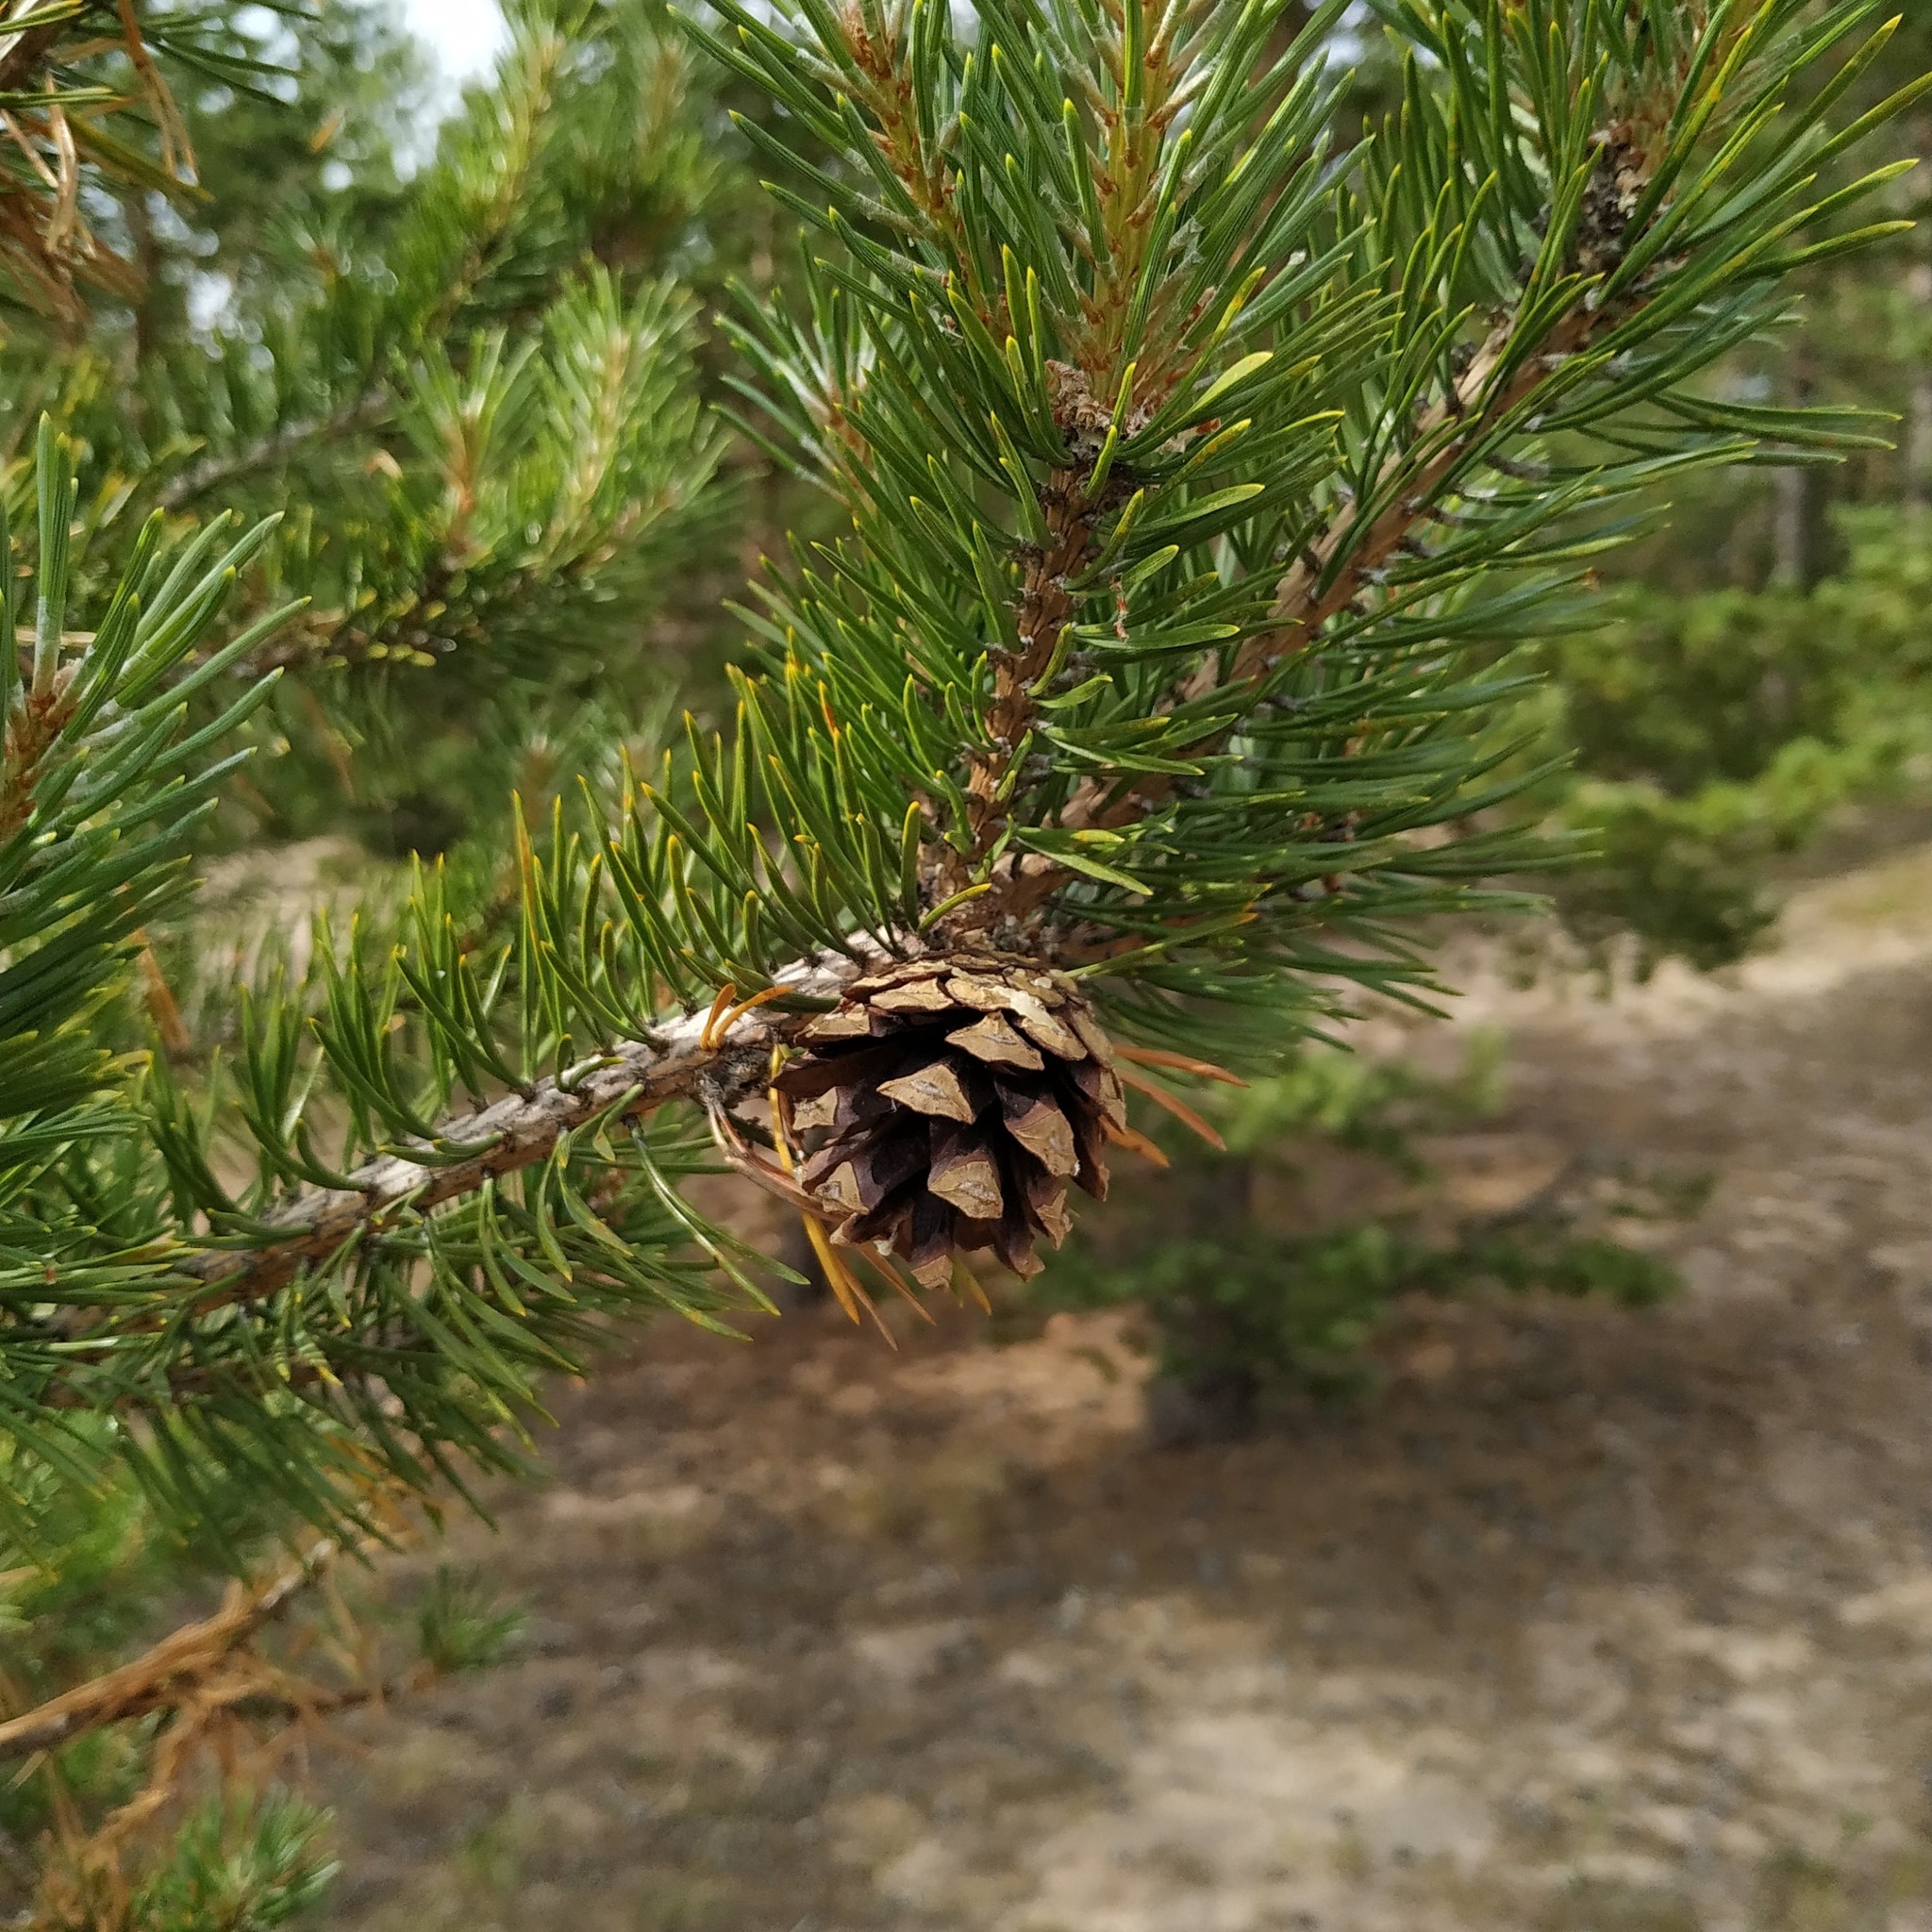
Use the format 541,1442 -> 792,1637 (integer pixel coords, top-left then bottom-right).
395,0 -> 509,85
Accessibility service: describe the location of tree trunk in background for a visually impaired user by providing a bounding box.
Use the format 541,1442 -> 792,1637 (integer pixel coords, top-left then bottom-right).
1142,1152 -> 1265,1448
772,1213 -> 830,1311
1772,347 -> 1832,591
1907,263 -> 1932,513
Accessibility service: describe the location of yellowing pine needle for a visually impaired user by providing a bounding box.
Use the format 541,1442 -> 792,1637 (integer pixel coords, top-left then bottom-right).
698,983 -> 739,1050
1116,1064 -> 1226,1150
859,1248 -> 935,1322
1102,1117 -> 1171,1168
768,1076 -> 800,1168
708,1101 -> 824,1215
771,1079 -> 921,1336
1115,1042 -> 1246,1086
952,1255 -> 992,1312
802,1211 -> 895,1344
713,982 -> 790,1040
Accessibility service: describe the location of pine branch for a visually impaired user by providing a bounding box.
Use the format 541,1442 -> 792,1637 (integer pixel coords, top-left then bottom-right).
63,952 -> 861,1340
156,393 -> 391,515
0,1539 -> 337,1765
172,960 -> 848,1296
41,8 -> 730,730
0,23 -> 65,95
13,0 -> 1922,1567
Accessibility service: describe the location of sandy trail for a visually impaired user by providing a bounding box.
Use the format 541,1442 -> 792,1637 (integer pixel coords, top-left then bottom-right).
318,846 -> 1932,1932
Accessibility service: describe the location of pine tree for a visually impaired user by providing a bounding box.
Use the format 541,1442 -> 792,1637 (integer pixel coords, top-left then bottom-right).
5,0 -> 736,863
3,0 -> 1924,1914
1525,8 -> 1932,970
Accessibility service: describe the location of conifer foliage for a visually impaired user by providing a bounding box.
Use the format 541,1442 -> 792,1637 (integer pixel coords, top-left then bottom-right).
2,0 -> 1924,1854
13,0 -> 730,856
0,3 -> 210,321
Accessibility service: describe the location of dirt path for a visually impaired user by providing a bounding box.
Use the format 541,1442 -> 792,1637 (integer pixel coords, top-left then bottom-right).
318,849 -> 1932,1932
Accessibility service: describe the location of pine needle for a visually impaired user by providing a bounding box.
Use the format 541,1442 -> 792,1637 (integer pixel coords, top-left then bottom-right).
859,1247 -> 936,1323
1115,1043 -> 1247,1087
1116,1064 -> 1226,1150
698,982 -> 739,1049
713,983 -> 790,1041
1101,1117 -> 1172,1168
951,1255 -> 992,1312
802,1210 -> 894,1343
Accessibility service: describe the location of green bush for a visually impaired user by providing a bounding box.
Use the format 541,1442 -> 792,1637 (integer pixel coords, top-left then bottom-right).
1034,1041 -> 1696,1435
125,1793 -> 339,1932
1541,507 -> 1932,970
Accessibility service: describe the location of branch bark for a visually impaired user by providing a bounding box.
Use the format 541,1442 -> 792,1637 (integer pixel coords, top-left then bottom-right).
157,392 -> 391,513
936,465 -> 1098,929
158,951 -> 861,1314
0,1540 -> 336,1764
0,22 -> 65,97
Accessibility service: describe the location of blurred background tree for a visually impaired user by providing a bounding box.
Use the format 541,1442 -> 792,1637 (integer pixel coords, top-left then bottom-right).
1031,3 -> 1932,1430
0,0 -> 762,880
1533,7 -> 1932,969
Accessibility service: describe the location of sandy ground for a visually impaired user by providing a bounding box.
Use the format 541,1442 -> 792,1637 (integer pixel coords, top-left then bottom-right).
311,844 -> 1932,1932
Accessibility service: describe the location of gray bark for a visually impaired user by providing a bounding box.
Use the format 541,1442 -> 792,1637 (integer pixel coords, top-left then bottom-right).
1772,350 -> 1831,592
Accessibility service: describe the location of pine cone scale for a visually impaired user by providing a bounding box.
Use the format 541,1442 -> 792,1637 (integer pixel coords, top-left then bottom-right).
948,1011 -> 1045,1071
1007,999 -> 1085,1061
876,1058 -> 985,1122
869,976 -> 958,1016
998,1085 -> 1078,1177
777,1036 -> 904,1099
928,1132 -> 1005,1219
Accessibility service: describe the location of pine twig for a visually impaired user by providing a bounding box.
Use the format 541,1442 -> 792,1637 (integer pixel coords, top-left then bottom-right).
125,952 -> 863,1324
0,1540 -> 339,1765
0,23 -> 66,97
941,463 -> 1097,909
1038,276 -> 1637,872
1195,310 -> 1600,701
156,393 -> 391,513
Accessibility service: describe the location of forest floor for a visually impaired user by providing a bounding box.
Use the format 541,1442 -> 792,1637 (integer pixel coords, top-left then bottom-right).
315,841 -> 1932,1932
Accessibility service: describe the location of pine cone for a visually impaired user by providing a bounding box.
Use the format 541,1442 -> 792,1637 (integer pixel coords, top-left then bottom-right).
773,957 -> 1126,1287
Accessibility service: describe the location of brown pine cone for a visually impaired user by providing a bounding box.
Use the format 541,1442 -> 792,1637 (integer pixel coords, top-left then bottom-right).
772,956 -> 1126,1287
